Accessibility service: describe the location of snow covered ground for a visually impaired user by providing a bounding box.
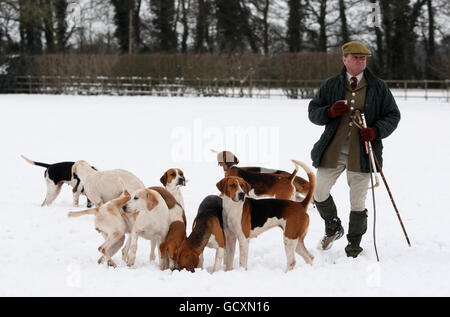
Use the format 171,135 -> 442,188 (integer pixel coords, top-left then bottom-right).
1,94 -> 449,297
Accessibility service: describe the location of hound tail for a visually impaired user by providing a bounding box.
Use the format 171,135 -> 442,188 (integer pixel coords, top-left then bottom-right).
118,178 -> 131,198
21,155 -> 50,168
68,208 -> 97,218
288,161 -> 300,183
291,160 -> 316,208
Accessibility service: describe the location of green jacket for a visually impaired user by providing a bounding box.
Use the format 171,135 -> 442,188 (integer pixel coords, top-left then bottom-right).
308,67 -> 401,173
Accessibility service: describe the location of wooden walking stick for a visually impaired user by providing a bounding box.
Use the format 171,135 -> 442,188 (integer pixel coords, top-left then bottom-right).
353,110 -> 412,248
371,154 -> 412,247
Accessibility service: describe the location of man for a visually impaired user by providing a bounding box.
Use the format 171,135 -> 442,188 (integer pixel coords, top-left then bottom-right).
308,41 -> 400,258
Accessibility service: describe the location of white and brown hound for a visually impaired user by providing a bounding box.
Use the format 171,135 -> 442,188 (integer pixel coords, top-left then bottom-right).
68,188 -> 132,267
160,168 -> 186,209
150,186 -> 187,270
216,160 -> 316,272
213,150 -> 310,201
121,188 -> 170,268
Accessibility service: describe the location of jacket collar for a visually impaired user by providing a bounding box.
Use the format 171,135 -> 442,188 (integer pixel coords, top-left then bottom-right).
340,66 -> 377,88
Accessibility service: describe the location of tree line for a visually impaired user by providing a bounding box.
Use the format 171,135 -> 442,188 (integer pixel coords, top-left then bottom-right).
0,0 -> 449,79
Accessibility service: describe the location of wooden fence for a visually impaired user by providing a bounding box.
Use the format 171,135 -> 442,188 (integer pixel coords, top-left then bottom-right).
1,75 -> 449,101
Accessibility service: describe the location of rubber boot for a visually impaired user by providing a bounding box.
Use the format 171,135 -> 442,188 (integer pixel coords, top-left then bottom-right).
345,210 -> 368,258
315,195 -> 344,250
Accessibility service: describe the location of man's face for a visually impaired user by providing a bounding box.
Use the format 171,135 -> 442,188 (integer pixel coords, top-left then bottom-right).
342,54 -> 367,76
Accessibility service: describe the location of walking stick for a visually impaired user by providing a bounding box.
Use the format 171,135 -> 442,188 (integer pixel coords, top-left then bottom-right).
371,154 -> 412,247
353,110 -> 412,248
361,114 -> 380,189
354,110 -> 380,261
367,141 -> 380,261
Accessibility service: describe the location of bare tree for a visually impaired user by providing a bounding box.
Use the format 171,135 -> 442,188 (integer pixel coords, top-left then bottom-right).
338,0 -> 349,43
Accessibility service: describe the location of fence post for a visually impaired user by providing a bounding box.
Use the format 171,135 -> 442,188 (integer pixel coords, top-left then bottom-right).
148,77 -> 152,96
231,77 -> 235,98
248,68 -> 253,98
404,81 -> 407,100
28,75 -> 32,94
446,79 -> 449,103
424,79 -> 428,100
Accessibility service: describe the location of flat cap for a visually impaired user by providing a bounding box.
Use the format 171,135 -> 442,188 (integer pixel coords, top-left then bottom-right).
342,41 -> 372,56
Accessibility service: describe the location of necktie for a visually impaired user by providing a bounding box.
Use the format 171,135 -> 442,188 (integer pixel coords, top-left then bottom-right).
351,77 -> 358,90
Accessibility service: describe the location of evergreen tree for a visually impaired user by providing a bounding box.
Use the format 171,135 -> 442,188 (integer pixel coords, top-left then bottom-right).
151,0 -> 178,52
287,0 -> 302,52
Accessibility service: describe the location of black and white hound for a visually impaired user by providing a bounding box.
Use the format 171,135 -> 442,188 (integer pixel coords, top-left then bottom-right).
21,155 -> 93,207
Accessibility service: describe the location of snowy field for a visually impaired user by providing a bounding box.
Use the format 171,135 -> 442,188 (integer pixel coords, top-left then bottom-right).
1,94 -> 449,297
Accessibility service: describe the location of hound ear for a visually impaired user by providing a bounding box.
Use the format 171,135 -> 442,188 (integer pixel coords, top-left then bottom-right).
240,179 -> 251,194
175,240 -> 186,263
233,154 -> 239,165
160,172 -> 168,186
216,178 -> 227,194
146,190 -> 159,211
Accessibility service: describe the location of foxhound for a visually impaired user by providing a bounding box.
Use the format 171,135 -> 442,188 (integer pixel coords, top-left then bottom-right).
68,189 -> 132,267
21,155 -> 94,207
121,188 -> 170,268
212,150 -> 310,201
160,168 -> 187,209
176,195 -> 225,273
216,160 -> 316,272
150,186 -> 186,270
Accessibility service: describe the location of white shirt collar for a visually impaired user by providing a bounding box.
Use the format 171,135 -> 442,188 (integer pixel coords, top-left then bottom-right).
347,72 -> 364,85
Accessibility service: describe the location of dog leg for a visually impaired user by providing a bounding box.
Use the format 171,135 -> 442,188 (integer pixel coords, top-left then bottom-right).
213,247 -> 224,273
107,236 -> 125,259
102,235 -> 125,267
198,253 -> 204,269
127,231 -> 139,267
295,238 -> 314,265
155,238 -> 169,270
97,232 -> 108,265
149,240 -> 157,262
72,187 -> 81,207
41,179 -> 62,206
237,237 -> 250,270
284,237 -> 298,272
224,230 -> 237,271
122,235 -> 131,262
98,256 -> 106,264
99,233 -> 125,268
168,255 -> 175,270
99,241 -> 117,268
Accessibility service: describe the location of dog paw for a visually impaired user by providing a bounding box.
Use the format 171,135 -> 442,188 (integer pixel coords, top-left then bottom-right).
98,256 -> 105,264
127,256 -> 135,267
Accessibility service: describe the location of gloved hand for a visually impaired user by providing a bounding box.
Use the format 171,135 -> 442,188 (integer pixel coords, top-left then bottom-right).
359,127 -> 377,142
328,101 -> 350,118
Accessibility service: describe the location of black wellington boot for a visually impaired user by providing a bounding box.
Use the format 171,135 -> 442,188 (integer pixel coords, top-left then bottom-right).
345,210 -> 368,258
315,195 -> 344,250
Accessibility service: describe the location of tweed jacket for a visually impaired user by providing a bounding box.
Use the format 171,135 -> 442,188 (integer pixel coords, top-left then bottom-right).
308,67 -> 401,173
